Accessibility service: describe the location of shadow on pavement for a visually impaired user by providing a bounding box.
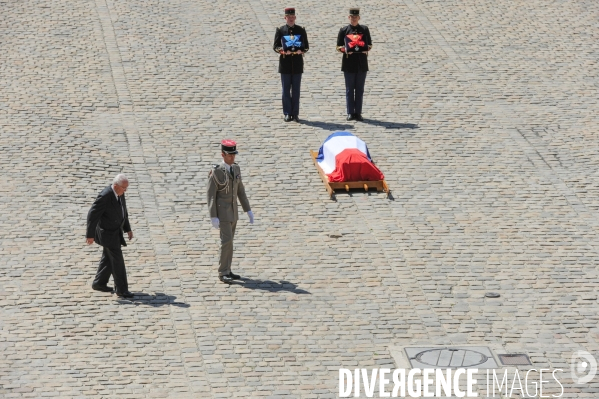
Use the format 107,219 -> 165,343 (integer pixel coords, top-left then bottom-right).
297,119 -> 354,131
360,119 -> 419,129
116,292 -> 190,307
331,189 -> 394,201
229,278 -> 311,294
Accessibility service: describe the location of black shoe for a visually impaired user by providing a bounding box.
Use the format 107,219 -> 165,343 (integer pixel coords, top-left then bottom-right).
92,284 -> 113,293
116,291 -> 134,298
219,274 -> 233,283
347,114 -> 355,121
284,115 -> 292,122
292,115 -> 300,122
228,272 -> 241,280
355,114 -> 364,121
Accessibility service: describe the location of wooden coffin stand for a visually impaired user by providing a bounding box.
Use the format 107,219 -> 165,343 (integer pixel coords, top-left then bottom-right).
310,150 -> 390,199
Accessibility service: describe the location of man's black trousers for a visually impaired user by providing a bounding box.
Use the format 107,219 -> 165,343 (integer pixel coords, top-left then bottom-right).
93,245 -> 129,294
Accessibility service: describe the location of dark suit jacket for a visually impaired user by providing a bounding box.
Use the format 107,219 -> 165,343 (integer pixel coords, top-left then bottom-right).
86,185 -> 131,249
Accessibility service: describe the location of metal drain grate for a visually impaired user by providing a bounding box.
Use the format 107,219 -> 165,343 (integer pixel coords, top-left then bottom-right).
498,354 -> 532,366
405,346 -> 498,369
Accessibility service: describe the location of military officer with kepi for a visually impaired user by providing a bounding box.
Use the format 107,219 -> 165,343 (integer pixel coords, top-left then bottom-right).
337,8 -> 372,121
273,7 -> 309,122
207,140 -> 254,283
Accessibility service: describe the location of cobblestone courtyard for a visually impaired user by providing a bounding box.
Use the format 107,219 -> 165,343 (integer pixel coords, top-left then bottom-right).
1,0 -> 598,397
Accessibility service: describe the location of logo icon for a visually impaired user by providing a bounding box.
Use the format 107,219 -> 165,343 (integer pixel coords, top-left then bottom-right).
571,350 -> 597,384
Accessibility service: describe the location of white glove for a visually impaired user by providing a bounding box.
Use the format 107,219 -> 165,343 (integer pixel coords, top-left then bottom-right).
247,211 -> 254,224
211,217 -> 220,229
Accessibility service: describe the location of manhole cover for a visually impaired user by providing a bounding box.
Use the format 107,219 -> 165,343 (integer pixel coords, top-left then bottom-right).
405,346 -> 498,369
498,354 -> 532,366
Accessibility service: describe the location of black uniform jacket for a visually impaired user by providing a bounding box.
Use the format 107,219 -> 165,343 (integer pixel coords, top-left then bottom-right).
273,24 -> 309,74
336,24 -> 372,72
86,185 -> 131,249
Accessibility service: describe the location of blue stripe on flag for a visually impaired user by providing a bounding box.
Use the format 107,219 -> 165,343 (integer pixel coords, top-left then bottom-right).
316,131 -> 355,162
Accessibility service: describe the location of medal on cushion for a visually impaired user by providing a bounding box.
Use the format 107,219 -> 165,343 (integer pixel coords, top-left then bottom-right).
283,34 -> 302,53
345,33 -> 365,52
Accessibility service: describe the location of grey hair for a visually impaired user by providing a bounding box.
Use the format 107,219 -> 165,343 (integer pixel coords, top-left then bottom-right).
112,174 -> 129,186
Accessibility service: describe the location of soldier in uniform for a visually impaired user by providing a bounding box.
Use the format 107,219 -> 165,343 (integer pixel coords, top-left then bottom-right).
207,140 -> 254,283
337,8 -> 372,121
273,7 -> 310,122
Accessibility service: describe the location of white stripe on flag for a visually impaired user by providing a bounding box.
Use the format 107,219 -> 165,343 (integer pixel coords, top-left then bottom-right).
318,135 -> 369,174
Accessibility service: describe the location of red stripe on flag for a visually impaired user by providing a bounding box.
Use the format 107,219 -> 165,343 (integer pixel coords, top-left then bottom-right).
327,148 -> 384,182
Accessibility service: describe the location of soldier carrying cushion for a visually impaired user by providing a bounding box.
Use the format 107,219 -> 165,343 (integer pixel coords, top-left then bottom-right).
337,7 -> 372,122
207,140 -> 254,283
273,7 -> 310,122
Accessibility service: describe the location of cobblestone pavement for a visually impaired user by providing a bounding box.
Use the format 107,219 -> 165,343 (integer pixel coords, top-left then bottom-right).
1,0 -> 598,397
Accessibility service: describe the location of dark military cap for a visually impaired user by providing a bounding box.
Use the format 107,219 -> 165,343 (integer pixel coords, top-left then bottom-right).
349,8 -> 360,16
221,139 -> 238,154
285,7 -> 295,15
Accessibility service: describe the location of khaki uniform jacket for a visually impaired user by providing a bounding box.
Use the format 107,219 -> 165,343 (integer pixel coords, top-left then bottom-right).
207,163 -> 251,223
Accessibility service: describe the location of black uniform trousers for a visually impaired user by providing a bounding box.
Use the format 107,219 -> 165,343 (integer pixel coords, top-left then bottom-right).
93,245 -> 129,294
344,71 -> 367,115
281,73 -> 302,117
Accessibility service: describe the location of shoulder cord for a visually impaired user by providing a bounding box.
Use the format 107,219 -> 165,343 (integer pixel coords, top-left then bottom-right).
211,167 -> 230,193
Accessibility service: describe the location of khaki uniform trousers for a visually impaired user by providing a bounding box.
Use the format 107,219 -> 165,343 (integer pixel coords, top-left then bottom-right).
218,221 -> 237,276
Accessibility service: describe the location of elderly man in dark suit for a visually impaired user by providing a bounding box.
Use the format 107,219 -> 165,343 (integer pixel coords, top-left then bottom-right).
86,174 -> 134,298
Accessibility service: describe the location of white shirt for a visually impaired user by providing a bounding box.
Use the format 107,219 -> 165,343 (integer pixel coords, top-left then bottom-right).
111,185 -> 119,200
222,161 -> 232,173
111,185 -> 124,217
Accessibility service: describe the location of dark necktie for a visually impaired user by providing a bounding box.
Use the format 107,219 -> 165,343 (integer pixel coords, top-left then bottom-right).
117,196 -> 124,218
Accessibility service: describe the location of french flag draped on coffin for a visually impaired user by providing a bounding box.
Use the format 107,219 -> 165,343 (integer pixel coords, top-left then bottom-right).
316,131 -> 384,182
